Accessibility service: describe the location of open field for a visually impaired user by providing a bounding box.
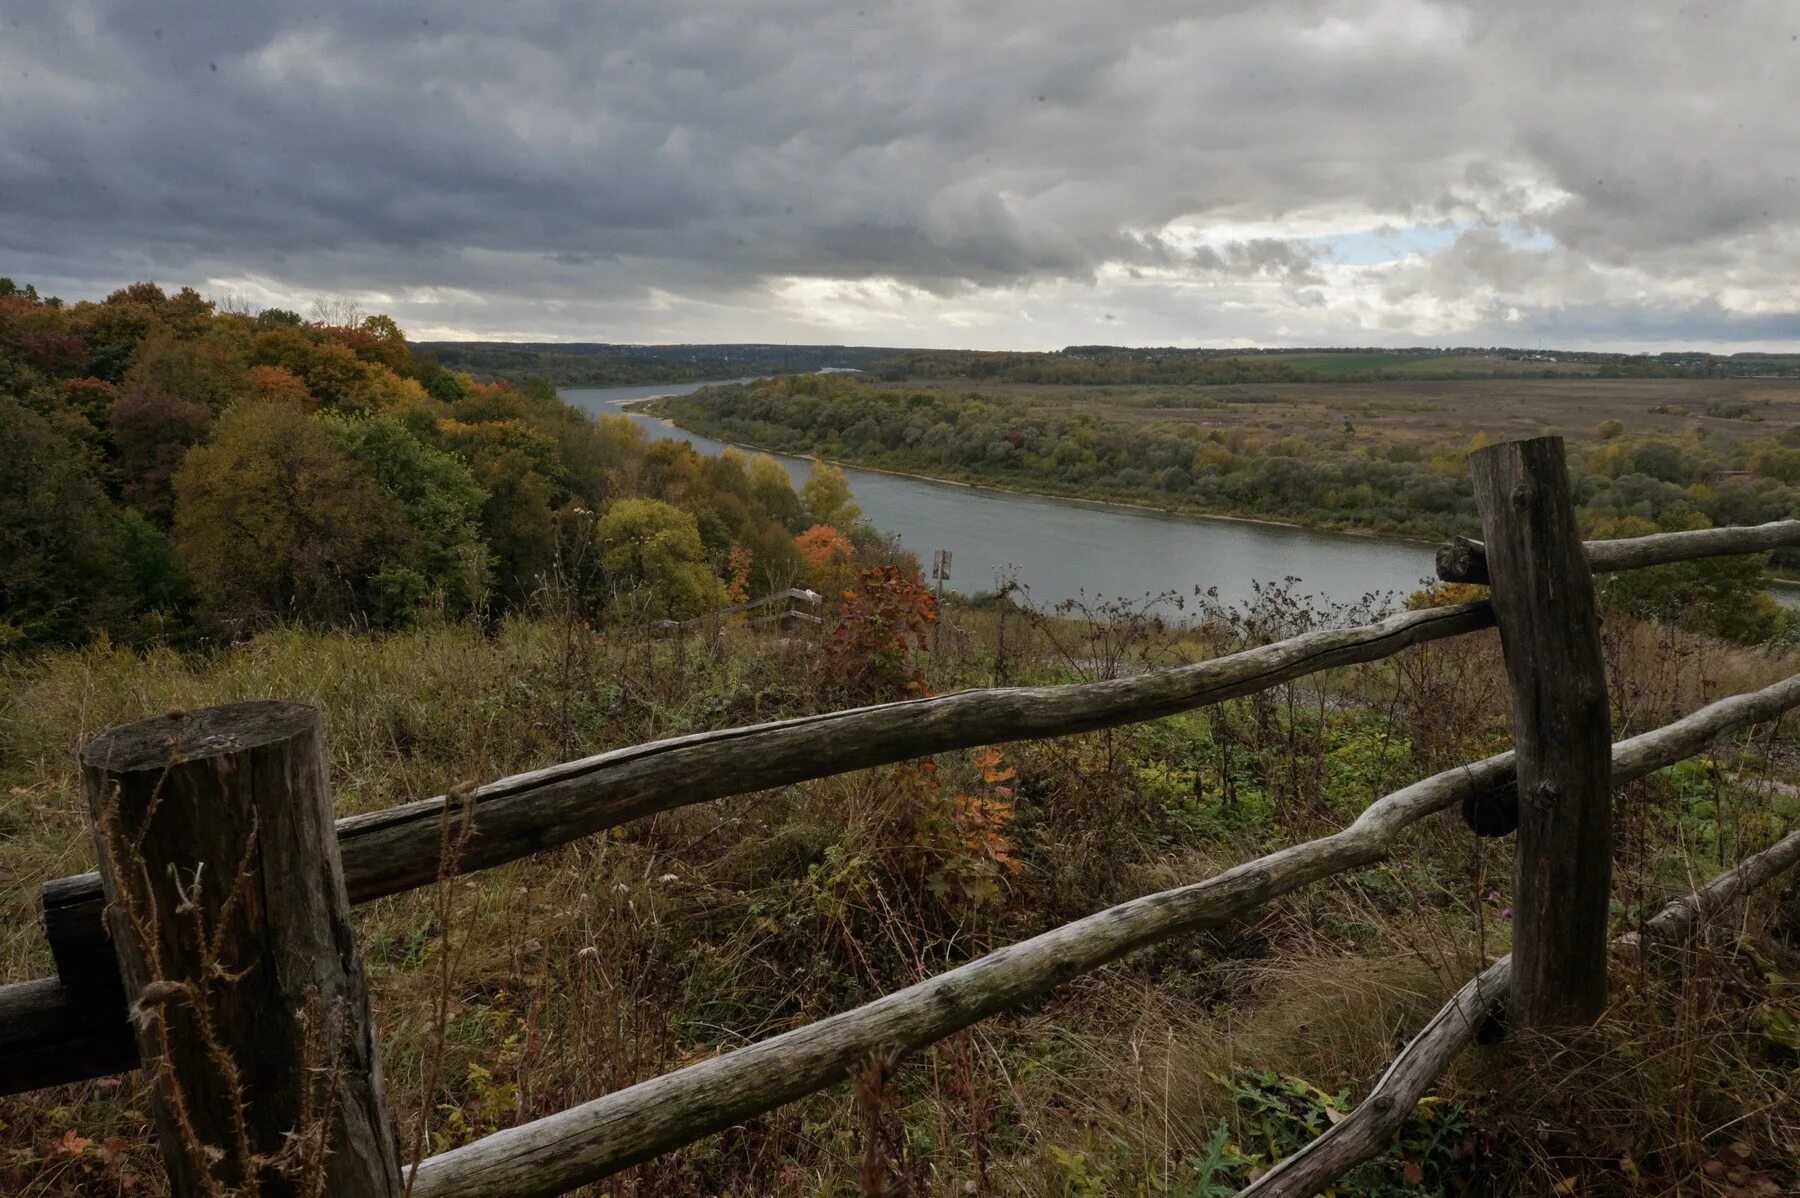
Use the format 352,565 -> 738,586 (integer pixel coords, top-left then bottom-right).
925,375 -> 1800,446
1214,351 -> 1598,377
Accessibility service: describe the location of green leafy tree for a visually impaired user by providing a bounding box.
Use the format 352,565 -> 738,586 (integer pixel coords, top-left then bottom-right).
440,419 -> 565,602
802,459 -> 861,528
172,402 -> 403,630
122,328 -> 253,413
0,398 -> 134,647
321,412 -> 492,613
1587,512 -> 1790,643
118,509 -> 194,637
748,453 -> 806,530
595,497 -> 726,619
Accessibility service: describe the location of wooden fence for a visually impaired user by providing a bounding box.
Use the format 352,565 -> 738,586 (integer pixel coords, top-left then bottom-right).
647,585 -> 823,632
4,436 -> 1800,1196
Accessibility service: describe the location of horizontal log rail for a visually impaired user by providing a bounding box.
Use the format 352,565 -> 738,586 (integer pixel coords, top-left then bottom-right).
1436,518 -> 1800,585
403,675 -> 1800,1198
13,450 -> 1795,1192
12,517 -> 1793,1097
3,601 -> 1496,1093
652,586 -> 822,631
1242,826 -> 1800,1197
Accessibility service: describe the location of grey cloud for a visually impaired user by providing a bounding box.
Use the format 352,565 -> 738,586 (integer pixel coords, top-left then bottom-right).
2,0 -> 1797,347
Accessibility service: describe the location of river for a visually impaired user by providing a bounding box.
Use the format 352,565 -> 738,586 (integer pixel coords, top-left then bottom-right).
564,381 -> 1443,615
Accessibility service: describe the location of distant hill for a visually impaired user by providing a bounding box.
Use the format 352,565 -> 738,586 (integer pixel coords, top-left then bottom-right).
417,340 -> 1800,388
411,341 -> 906,386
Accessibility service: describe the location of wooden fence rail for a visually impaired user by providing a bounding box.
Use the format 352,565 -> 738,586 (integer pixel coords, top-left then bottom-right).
405,674 -> 1800,1198
1435,517 -> 1800,584
649,585 -> 822,631
4,600 -> 1498,1091
4,436 -> 1799,1197
1241,826 -> 1800,1198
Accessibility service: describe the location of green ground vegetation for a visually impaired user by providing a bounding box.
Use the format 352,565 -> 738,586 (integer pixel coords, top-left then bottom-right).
2,583 -> 1796,1195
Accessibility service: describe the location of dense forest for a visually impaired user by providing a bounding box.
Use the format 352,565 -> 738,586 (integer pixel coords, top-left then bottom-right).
0,279 -> 881,651
423,342 -> 1800,391
656,372 -> 1800,641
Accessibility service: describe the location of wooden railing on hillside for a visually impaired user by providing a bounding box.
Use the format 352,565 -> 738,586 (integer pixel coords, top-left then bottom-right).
4,438 -> 1799,1197
648,585 -> 823,632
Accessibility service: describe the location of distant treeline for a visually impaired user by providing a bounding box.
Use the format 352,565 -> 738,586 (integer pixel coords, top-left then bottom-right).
869,347 -> 1800,385
413,341 -> 903,386
421,340 -> 1800,389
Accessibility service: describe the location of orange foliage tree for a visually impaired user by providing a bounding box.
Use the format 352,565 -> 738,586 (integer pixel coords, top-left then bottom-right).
725,543 -> 754,604
794,523 -> 855,594
814,565 -> 938,700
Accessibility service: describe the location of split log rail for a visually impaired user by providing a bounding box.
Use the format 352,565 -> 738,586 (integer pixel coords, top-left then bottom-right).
3,437 -> 1798,1197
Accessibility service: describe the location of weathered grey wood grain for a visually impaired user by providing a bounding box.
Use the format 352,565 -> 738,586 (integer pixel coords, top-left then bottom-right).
1436,519 -> 1800,585
1620,823 -> 1800,950
81,702 -> 403,1196
4,600 -> 1497,1095
405,673 -> 1800,1198
1472,436 -> 1613,1028
1242,825 -> 1800,1198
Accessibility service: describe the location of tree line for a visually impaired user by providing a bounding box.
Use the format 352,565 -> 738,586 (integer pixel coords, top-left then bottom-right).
0,279 -> 880,651
416,341 -> 901,388
864,347 -> 1790,386
656,372 -> 1798,642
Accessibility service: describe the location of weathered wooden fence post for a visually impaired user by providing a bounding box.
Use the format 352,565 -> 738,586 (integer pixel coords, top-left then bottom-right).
1469,436 -> 1613,1027
80,701 -> 402,1196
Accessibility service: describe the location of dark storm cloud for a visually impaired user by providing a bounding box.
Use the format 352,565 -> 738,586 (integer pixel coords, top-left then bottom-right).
3,0 -> 1798,346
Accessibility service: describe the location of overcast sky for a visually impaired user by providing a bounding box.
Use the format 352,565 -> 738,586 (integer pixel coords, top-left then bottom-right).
4,1 -> 1799,350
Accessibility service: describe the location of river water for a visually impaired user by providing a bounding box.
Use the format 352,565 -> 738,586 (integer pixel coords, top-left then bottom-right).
564,381 -> 1442,615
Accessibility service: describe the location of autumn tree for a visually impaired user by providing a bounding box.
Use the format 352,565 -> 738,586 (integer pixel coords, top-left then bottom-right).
595,497 -> 726,619
795,523 -> 855,593
110,386 -> 213,524
802,459 -> 862,529
814,565 -> 938,700
172,402 -> 402,630
1,275 -> 830,643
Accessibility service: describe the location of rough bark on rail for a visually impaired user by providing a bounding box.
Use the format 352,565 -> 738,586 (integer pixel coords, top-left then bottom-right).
5,601 -> 1494,1093
1241,826 -> 1800,1198
1436,518 -> 1800,585
404,674 -> 1800,1198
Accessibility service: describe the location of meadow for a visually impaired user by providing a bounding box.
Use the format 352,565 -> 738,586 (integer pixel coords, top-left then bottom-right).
4,582 -> 1797,1195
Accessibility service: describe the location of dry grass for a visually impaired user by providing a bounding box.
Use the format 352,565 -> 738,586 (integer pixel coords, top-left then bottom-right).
2,600 -> 1797,1196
